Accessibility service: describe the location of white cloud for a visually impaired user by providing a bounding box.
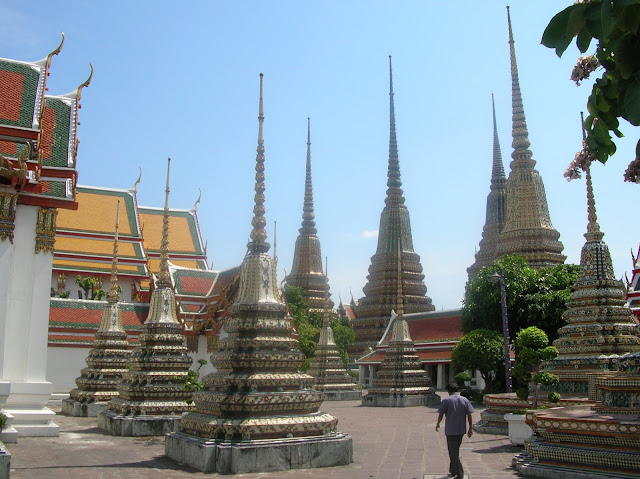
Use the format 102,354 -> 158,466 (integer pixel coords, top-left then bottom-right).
362,230 -> 378,239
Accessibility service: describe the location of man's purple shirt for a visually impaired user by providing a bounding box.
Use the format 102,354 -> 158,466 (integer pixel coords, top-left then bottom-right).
437,393 -> 474,436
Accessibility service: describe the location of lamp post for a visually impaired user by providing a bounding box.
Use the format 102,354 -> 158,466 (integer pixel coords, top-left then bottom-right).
490,267 -> 512,393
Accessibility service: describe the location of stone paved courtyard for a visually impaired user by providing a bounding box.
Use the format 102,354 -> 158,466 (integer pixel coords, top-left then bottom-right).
7,397 -> 520,479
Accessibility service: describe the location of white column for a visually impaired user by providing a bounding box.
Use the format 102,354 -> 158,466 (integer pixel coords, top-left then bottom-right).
448,363 -> 455,386
358,365 -> 364,386
2,205 -> 58,437
437,363 -> 445,389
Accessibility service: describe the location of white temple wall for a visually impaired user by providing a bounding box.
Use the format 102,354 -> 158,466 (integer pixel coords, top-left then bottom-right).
187,335 -> 216,378
46,347 -> 91,395
3,205 -> 58,436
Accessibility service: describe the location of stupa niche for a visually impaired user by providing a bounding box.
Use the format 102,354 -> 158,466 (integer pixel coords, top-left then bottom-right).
98,158 -> 195,436
62,200 -> 130,417
285,118 -> 333,313
351,56 -> 434,361
165,74 -> 352,474
494,7 -> 566,268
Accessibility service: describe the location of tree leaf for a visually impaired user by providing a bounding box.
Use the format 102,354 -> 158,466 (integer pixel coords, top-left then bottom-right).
593,118 -> 613,144
602,0 -> 619,38
623,81 -> 640,125
542,5 -> 575,57
576,29 -> 593,52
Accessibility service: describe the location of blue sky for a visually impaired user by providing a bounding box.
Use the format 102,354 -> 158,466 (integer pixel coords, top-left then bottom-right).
3,1 -> 638,309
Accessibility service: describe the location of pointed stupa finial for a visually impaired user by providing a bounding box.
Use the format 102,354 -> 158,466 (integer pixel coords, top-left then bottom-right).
248,73 -> 270,254
300,116 -> 317,234
581,111 -> 603,243
507,6 -> 533,162
157,158 -> 172,286
107,200 -> 121,303
386,55 -> 405,207
396,241 -> 404,320
490,93 -> 507,189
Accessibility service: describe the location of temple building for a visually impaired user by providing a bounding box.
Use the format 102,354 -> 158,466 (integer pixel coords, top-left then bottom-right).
62,201 -> 130,417
166,74 -> 352,474
493,7 -> 565,268
542,163 -> 640,396
467,94 -> 507,278
0,38 -> 91,437
351,57 -> 434,361
47,184 -> 238,396
284,118 -> 333,313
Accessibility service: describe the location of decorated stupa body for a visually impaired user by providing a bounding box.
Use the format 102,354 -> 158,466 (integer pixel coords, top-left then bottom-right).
177,75 -> 338,441
107,159 -> 194,415
543,166 -> 640,396
285,118 -> 333,313
494,7 -> 565,268
65,201 -> 130,411
467,94 -> 507,278
351,57 -> 434,360
307,305 -> 361,400
362,245 -> 434,407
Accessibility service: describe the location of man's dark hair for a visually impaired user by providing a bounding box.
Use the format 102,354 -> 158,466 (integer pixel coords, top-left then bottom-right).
445,382 -> 459,393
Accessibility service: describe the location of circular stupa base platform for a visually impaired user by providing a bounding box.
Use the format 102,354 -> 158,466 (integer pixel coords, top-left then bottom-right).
98,410 -> 182,436
165,431 -> 352,474
61,398 -> 109,417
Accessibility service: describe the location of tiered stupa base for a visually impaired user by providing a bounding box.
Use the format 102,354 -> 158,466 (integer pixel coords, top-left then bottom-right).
98,410 -> 184,437
62,399 -> 109,418
475,393 -> 595,435
166,431 -> 352,474
514,360 -> 640,479
362,389 -> 436,407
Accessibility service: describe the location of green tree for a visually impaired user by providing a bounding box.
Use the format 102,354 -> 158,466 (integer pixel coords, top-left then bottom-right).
283,285 -> 354,371
462,256 -> 579,343
75,275 -> 106,300
451,329 -> 505,393
542,1 -> 640,181
512,327 -> 560,409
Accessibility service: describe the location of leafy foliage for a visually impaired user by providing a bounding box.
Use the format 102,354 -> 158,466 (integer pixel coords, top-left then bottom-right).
283,285 -> 355,371
0,412 -> 6,430
451,329 -> 505,392
513,327 -> 559,409
542,1 -> 640,179
75,275 -> 106,300
462,256 -> 579,343
455,371 -> 472,386
177,358 -> 207,404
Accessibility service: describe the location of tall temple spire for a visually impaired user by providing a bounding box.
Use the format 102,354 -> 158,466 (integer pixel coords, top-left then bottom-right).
467,94 -> 508,278
65,200 -> 130,416
167,75 -> 350,473
386,55 -> 404,208
362,241 -> 436,408
302,117 -> 317,234
157,158 -> 172,287
507,5 -> 532,162
285,117 -> 333,312
106,200 -> 121,305
351,57 -> 433,361
495,6 -> 565,268
248,73 -> 269,254
542,114 -> 640,396
103,158 -> 194,426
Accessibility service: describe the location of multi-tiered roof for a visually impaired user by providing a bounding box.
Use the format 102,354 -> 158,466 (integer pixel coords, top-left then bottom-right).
285,118 -> 333,313
467,94 -> 507,278
351,57 -> 434,360
494,7 -> 565,268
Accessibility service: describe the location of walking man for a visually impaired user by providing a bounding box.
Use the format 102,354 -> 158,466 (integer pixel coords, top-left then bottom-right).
435,382 -> 474,479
